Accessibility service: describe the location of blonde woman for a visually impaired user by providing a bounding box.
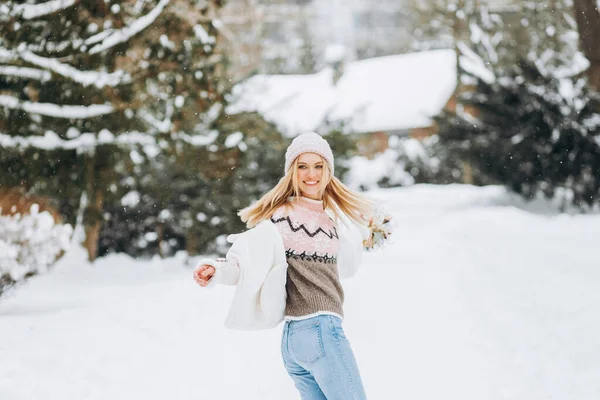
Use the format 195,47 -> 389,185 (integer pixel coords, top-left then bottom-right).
194,132 -> 382,400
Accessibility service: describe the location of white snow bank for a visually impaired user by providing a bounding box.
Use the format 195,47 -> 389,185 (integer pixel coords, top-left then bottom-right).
0,206 -> 72,282
0,185 -> 599,400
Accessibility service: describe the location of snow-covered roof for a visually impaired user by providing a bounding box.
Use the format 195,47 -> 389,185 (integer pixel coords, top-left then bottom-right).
227,49 -> 457,137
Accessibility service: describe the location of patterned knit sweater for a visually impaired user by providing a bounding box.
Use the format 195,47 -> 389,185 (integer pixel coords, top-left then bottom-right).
270,196 -> 343,321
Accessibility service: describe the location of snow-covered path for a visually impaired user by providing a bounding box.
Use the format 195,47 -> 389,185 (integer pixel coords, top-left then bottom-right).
1,185 -> 599,400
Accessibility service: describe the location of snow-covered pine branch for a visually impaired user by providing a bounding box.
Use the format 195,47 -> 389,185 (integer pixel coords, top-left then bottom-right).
0,129 -> 220,151
193,24 -> 217,44
0,65 -> 51,81
3,0 -> 76,20
457,41 -> 496,84
19,50 -> 130,88
26,39 -> 75,54
172,130 -> 219,146
0,95 -> 115,118
0,47 -> 129,88
85,29 -> 115,47
0,130 -> 158,151
138,110 -> 172,134
88,0 -> 171,55
0,47 -> 16,62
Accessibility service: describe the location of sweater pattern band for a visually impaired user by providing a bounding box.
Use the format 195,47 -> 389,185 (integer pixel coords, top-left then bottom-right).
270,215 -> 339,239
285,249 -> 337,264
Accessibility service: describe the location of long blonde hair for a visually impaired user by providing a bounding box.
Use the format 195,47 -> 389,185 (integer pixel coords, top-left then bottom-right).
238,156 -> 374,228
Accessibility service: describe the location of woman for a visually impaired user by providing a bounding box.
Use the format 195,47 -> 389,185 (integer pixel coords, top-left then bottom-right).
193,132 -> 386,399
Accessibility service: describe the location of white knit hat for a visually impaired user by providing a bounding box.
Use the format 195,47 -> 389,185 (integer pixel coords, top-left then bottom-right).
284,132 -> 334,175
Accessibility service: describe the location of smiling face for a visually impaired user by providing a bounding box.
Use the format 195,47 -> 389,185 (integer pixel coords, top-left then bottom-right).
295,152 -> 327,200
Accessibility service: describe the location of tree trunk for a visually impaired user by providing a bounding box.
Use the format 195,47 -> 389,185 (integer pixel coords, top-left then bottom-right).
83,153 -> 104,262
157,222 -> 165,258
588,61 -> 600,91
462,160 -> 474,185
83,190 -> 103,262
573,0 -> 600,90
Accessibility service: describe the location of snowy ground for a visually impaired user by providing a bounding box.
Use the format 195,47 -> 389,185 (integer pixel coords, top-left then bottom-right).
1,184 -> 599,400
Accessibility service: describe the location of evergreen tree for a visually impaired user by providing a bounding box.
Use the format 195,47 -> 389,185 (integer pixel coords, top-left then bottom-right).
435,2 -> 600,208
437,58 -> 600,208
0,0 -> 226,260
98,110 -> 289,258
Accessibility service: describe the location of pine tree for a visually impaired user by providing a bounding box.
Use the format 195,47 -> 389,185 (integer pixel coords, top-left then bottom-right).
435,2 -> 600,209
96,109 -> 290,258
0,0 -> 226,260
437,58 -> 600,208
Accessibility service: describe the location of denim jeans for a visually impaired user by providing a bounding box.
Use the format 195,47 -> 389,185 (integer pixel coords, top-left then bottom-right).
281,315 -> 367,399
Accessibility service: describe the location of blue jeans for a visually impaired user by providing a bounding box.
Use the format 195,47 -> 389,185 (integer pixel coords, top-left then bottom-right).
281,315 -> 367,399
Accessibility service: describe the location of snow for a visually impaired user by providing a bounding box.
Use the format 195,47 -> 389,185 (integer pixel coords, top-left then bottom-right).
458,41 -> 496,84
1,97 -> 110,119
121,191 -> 141,208
84,29 -> 115,46
224,131 -> 243,148
1,184 -> 599,399
331,50 -> 458,133
210,19 -> 235,43
18,50 -> 129,88
0,208 -> 72,282
0,130 -> 155,150
553,51 -> 590,79
227,69 -> 337,136
0,95 -> 114,119
345,137 -> 433,190
193,25 -> 216,44
0,127 -> 215,155
159,34 -> 175,50
8,0 -> 76,20
88,0 -> 171,55
173,130 -> 219,147
139,109 -> 172,133
0,47 -> 17,62
345,149 -> 416,189
324,44 -> 346,64
227,49 -> 457,136
0,65 -> 51,81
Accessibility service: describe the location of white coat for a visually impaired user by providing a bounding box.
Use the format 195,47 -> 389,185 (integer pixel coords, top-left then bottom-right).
198,218 -> 367,330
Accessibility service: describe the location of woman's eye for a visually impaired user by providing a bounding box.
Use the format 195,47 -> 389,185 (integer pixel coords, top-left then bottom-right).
299,165 -> 306,169
316,165 -> 323,169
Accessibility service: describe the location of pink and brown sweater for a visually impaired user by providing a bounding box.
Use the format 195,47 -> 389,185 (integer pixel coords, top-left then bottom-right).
270,196 -> 344,321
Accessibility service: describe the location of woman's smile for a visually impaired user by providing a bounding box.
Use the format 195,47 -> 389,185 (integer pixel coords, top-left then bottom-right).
297,152 -> 325,199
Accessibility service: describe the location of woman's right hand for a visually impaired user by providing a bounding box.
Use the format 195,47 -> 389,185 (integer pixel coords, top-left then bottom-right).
193,264 -> 216,287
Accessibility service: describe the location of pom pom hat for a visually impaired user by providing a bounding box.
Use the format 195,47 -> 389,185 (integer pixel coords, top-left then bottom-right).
284,132 -> 335,175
